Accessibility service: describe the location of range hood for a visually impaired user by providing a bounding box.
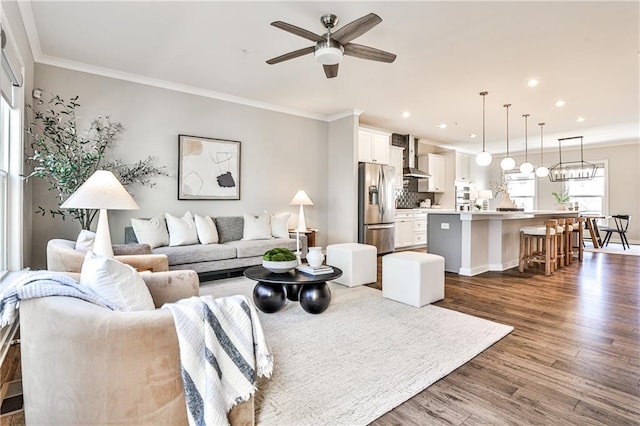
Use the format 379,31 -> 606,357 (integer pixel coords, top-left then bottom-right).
397,134 -> 431,179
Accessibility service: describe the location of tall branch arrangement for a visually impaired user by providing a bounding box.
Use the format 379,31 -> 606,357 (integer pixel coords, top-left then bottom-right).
26,92 -> 167,230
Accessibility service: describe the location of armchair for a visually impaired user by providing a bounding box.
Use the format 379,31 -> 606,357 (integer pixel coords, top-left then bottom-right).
19,269 -> 255,425
47,238 -> 170,273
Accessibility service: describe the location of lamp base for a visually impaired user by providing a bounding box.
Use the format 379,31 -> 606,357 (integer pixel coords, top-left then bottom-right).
296,204 -> 307,232
93,208 -> 114,257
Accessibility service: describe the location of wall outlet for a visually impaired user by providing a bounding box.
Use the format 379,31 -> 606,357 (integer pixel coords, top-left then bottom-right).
441,223 -> 450,229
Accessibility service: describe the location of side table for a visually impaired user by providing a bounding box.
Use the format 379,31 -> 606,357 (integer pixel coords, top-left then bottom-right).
289,228 -> 317,248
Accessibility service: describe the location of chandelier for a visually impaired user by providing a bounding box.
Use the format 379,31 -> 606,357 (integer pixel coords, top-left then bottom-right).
548,136 -> 598,181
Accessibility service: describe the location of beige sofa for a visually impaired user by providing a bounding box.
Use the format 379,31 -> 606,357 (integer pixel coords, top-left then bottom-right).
19,270 -> 255,425
47,238 -> 170,273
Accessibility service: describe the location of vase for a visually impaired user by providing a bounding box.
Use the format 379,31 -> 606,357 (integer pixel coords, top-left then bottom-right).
307,247 -> 324,268
498,192 -> 514,209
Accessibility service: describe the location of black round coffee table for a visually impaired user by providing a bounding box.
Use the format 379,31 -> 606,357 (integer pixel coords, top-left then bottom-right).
244,265 -> 342,314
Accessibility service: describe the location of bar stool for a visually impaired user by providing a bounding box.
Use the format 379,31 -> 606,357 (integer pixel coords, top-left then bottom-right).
564,218 -> 576,264
555,219 -> 566,268
570,217 -> 585,262
519,219 -> 557,276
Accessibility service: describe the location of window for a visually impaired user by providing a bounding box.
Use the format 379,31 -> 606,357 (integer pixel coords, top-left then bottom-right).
504,171 -> 536,211
0,95 -> 9,272
565,162 -> 607,216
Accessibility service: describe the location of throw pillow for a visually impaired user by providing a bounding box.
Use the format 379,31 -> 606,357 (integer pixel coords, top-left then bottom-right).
194,214 -> 219,245
131,216 -> 169,249
269,212 -> 291,239
165,211 -> 199,246
243,212 -> 271,240
80,251 -> 155,311
75,229 -> 96,252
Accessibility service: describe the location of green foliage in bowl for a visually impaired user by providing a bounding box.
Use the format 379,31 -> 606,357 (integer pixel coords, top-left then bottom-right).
263,247 -> 296,262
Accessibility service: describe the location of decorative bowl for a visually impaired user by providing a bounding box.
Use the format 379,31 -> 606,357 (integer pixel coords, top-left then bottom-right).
262,259 -> 298,273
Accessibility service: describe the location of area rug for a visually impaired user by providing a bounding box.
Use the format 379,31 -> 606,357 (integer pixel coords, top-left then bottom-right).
200,277 -> 513,425
584,242 -> 640,256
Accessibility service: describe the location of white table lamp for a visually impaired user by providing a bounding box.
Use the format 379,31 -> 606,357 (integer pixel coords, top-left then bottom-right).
61,170 -> 139,257
290,190 -> 313,232
478,189 -> 494,211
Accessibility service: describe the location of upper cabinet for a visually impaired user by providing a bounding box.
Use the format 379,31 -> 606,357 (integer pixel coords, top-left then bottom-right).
417,153 -> 446,192
455,152 -> 470,181
358,128 -> 390,165
389,146 -> 404,188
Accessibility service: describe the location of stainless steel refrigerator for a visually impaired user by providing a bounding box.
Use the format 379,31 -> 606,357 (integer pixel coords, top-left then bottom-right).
358,162 -> 395,254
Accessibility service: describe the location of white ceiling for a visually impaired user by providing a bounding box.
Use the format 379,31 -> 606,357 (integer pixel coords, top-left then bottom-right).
18,1 -> 640,155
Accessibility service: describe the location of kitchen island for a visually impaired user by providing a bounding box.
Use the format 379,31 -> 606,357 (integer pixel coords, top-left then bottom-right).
427,210 -> 578,276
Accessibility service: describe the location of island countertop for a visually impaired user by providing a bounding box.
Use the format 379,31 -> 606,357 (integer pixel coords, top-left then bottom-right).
427,210 -> 579,276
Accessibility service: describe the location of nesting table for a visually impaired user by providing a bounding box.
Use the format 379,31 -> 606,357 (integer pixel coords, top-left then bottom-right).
244,265 -> 342,314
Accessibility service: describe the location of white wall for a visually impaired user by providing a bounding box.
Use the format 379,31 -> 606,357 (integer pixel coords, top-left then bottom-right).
29,64 -> 330,268
327,114 -> 359,244
488,142 -> 640,243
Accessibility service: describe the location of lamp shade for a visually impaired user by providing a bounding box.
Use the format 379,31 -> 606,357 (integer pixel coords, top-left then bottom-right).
478,190 -> 494,200
61,170 -> 139,210
289,190 -> 313,206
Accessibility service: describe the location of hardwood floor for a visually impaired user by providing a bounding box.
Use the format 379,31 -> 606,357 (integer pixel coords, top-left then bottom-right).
370,250 -> 640,425
2,250 -> 638,425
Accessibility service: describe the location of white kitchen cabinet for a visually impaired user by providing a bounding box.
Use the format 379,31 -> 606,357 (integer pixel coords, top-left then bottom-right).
456,152 -> 470,181
417,153 -> 446,192
414,212 -> 427,246
389,146 -> 404,188
394,212 -> 414,248
358,128 -> 390,165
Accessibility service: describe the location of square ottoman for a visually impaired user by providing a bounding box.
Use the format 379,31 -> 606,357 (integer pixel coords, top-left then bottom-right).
326,243 -> 377,287
382,252 -> 445,307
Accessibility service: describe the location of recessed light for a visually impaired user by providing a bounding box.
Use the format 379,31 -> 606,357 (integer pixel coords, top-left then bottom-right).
402,111 -> 410,118
555,100 -> 566,107
469,133 -> 477,138
437,123 -> 447,129
576,116 -> 586,122
527,79 -> 539,87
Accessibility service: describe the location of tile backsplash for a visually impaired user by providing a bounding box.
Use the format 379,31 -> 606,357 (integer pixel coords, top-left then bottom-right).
395,179 -> 434,208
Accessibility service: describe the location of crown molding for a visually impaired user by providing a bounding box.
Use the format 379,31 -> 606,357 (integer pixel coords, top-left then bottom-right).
16,0 -> 334,122
326,109 -> 363,122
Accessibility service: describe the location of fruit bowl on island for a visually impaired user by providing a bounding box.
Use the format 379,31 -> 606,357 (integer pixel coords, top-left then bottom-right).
262,247 -> 298,273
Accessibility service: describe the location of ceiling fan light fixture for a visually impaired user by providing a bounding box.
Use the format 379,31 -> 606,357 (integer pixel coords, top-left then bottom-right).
315,39 -> 344,65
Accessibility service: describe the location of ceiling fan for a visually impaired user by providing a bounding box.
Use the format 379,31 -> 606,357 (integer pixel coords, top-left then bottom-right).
266,13 -> 397,79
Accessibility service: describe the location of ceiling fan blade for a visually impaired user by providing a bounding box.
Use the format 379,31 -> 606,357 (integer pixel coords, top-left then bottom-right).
332,13 -> 382,44
266,46 -> 315,65
271,21 -> 324,43
323,64 -> 339,79
344,43 -> 397,63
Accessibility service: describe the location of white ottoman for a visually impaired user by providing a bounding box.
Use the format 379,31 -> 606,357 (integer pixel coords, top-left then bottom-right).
326,243 -> 377,287
382,252 -> 445,307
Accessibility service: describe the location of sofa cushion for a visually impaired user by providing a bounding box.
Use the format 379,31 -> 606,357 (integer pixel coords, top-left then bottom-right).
224,238 -> 298,259
80,251 -> 155,311
215,217 -> 244,243
131,216 -> 169,249
243,212 -> 271,240
154,243 -> 236,266
75,230 -> 96,252
194,214 -> 219,244
165,211 -> 199,246
269,212 -> 291,239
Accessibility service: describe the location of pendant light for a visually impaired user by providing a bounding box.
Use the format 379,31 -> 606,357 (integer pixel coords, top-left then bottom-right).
519,114 -> 534,174
500,103 -> 516,170
475,91 -> 492,166
535,122 -> 549,177
548,136 -> 598,181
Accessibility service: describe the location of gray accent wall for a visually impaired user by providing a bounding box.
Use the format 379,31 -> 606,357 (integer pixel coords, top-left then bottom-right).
29,64 -> 335,268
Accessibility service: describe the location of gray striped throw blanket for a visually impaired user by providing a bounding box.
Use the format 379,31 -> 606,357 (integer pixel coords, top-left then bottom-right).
163,294 -> 273,426
0,271 -> 118,327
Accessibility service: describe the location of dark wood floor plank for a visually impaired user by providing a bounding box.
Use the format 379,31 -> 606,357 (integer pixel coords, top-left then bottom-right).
373,250 -> 640,424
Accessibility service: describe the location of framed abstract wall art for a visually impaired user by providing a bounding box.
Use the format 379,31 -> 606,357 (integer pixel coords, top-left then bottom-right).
178,135 -> 241,200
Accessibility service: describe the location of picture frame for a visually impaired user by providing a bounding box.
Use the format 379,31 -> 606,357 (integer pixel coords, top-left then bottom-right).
178,135 -> 241,200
